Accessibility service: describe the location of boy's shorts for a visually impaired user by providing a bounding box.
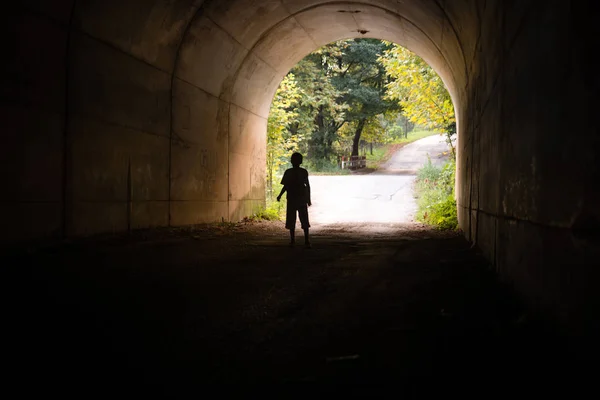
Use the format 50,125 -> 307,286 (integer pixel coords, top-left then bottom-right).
286,203 -> 310,230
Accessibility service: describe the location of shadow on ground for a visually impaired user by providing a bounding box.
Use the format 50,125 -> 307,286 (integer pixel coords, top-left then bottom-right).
3,222 -> 594,396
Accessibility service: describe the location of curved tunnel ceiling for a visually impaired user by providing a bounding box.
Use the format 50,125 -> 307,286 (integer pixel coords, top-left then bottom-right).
72,0 -> 470,117
181,0 -> 468,119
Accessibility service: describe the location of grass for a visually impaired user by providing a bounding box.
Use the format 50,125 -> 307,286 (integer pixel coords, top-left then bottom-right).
365,146 -> 388,169
413,157 -> 458,230
305,159 -> 351,176
391,129 -> 441,145
251,182 -> 285,222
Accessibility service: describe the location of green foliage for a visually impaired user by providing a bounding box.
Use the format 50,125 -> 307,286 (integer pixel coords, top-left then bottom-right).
389,129 -> 438,145
379,44 -> 456,158
290,43 -> 349,162
305,158 -> 350,175
282,39 -> 401,167
251,182 -> 285,221
252,206 -> 281,221
416,155 -> 443,182
267,74 -> 303,192
414,157 -> 458,230
368,145 -> 388,162
267,39 -> 455,179
380,113 -> 415,142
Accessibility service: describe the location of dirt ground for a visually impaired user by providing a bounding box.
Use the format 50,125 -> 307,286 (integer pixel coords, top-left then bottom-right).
3,221 -> 593,396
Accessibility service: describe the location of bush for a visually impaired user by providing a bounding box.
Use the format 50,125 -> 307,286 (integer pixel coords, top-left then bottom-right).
252,181 -> 286,222
249,201 -> 284,222
304,158 -> 349,175
416,155 -> 442,182
414,157 -> 458,230
254,206 -> 281,221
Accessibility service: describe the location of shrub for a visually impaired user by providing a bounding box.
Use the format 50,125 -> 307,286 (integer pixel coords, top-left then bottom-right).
254,206 -> 281,221
304,158 -> 350,175
414,157 -> 458,230
417,155 -> 442,182
252,181 -> 286,222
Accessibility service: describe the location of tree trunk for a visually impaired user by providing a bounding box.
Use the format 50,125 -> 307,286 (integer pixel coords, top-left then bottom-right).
311,106 -> 326,160
370,142 -> 373,155
351,118 -> 367,156
316,106 -> 325,130
266,153 -> 273,195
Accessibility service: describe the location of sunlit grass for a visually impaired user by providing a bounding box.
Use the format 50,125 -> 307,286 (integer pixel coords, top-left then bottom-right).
414,157 -> 458,230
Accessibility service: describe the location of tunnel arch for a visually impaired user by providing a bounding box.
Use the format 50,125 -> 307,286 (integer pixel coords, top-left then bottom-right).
172,0 -> 469,224
5,1 -> 598,336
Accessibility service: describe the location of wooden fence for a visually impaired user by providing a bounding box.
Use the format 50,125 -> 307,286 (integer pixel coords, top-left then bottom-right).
340,155 -> 366,170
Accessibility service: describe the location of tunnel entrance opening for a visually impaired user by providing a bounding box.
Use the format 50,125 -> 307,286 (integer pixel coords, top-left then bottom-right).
208,1 -> 463,227
264,38 -> 457,228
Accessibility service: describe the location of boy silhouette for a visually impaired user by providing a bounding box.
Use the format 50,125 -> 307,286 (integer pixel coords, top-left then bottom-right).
277,152 -> 312,247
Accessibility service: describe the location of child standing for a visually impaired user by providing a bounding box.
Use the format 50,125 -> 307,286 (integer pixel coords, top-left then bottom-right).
277,152 -> 312,247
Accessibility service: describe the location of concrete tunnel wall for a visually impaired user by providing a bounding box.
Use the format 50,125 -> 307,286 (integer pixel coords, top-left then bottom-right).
4,1 -> 599,331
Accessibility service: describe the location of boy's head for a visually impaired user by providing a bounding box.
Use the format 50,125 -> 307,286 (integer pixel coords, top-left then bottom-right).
291,152 -> 303,167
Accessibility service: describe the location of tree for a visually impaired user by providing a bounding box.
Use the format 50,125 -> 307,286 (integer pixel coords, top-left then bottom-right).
289,43 -> 348,163
268,39 -> 409,172
333,39 -> 400,156
286,39 -> 401,163
266,74 -> 302,193
379,44 -> 456,157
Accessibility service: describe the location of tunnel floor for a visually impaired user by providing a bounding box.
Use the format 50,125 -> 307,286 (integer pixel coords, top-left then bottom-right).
4,221 -> 592,396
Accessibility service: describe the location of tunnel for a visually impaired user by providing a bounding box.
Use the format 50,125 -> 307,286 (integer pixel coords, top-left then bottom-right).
4,0 -> 599,391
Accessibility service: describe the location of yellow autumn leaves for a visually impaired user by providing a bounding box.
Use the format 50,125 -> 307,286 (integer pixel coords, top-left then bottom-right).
378,44 -> 455,136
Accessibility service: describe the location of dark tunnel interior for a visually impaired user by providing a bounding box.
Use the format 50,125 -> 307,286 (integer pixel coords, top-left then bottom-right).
3,0 -> 599,394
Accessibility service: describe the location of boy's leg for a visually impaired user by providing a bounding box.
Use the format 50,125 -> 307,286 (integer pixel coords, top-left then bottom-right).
286,203 -> 297,245
303,228 -> 310,246
298,205 -> 311,247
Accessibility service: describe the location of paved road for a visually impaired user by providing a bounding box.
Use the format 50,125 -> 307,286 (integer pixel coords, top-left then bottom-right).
310,174 -> 417,224
384,133 -> 451,172
309,134 -> 451,225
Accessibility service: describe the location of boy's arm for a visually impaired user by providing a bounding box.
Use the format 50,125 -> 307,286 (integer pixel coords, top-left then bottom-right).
277,171 -> 288,202
306,174 -> 312,206
276,186 -> 287,202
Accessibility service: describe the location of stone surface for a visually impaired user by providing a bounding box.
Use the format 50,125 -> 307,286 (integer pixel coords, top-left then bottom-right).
170,142 -> 228,202
229,51 -> 283,118
72,0 -> 200,72
170,200 -> 228,225
1,106 -> 64,202
175,15 -> 248,99
204,0 -> 290,49
67,115 -> 169,203
68,32 -> 171,137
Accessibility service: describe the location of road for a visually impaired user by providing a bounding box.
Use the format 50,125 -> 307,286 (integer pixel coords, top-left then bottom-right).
384,133 -> 451,172
310,134 -> 450,225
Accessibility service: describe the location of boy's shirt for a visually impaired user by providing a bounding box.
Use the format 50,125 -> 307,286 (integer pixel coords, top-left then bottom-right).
281,167 -> 309,205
